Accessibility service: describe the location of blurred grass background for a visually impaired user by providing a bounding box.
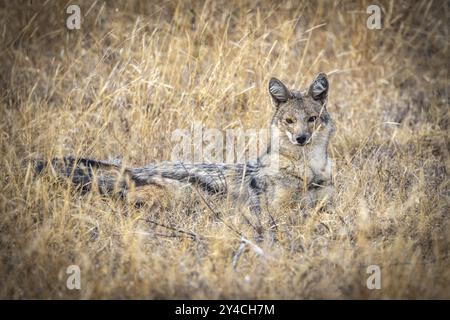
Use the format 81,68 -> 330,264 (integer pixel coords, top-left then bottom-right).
0,0 -> 448,298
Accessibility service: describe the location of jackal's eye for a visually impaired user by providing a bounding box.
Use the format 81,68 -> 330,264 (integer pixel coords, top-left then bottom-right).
285,118 -> 295,124
308,116 -> 317,123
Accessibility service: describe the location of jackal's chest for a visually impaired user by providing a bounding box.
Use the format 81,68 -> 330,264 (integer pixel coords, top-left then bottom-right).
269,179 -> 304,208
268,158 -> 333,209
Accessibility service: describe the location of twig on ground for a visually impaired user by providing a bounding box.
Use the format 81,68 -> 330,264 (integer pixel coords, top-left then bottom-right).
141,217 -> 200,241
232,236 -> 266,270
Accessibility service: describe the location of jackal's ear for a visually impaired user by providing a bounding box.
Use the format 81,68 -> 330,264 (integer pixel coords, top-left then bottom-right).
308,73 -> 329,103
269,77 -> 291,105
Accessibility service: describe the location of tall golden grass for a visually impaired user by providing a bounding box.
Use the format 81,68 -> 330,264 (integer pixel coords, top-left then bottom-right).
0,0 -> 448,298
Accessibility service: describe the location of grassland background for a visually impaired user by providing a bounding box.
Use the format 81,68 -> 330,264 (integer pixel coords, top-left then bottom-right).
0,0 -> 449,299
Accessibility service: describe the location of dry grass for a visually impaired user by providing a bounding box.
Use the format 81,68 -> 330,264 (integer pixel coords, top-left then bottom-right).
0,0 -> 449,299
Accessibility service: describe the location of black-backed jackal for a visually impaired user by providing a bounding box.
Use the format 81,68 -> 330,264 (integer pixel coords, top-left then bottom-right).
34,73 -> 335,240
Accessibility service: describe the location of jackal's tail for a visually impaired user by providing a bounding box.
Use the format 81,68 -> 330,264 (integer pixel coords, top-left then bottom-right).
33,156 -> 132,195
32,157 -> 232,196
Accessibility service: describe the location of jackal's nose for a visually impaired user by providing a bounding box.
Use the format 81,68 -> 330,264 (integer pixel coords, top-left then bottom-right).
296,134 -> 309,145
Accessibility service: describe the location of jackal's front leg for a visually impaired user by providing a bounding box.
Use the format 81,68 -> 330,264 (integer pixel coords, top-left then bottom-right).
247,190 -> 279,244
307,184 -> 334,210
248,191 -> 265,242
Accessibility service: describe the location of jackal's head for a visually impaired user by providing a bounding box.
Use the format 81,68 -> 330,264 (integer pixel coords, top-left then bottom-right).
269,73 -> 334,149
